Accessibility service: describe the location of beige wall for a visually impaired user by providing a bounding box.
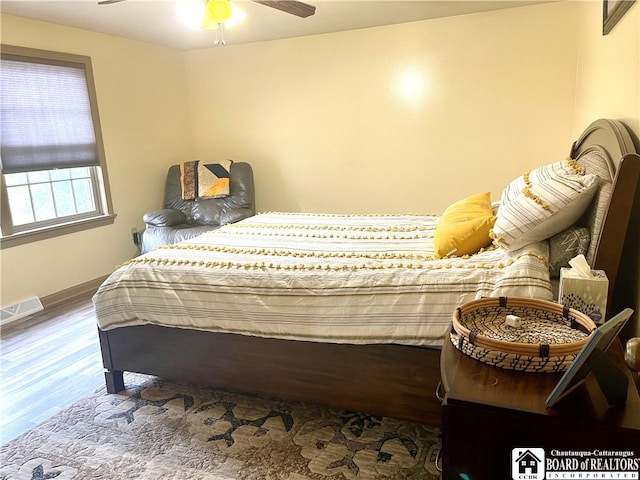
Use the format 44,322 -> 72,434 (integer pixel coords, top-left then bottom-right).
572,0 -> 640,336
0,15 -> 193,307
185,2 -> 579,215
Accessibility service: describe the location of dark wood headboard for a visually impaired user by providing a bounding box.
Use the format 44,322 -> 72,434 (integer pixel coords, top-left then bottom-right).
570,119 -> 639,318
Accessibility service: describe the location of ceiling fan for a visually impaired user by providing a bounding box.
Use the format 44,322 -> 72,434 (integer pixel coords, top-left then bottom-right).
98,0 -> 315,44
98,0 -> 316,19
250,1 -> 315,18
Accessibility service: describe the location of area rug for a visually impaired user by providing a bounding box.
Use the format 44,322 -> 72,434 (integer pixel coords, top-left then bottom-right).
1,374 -> 442,479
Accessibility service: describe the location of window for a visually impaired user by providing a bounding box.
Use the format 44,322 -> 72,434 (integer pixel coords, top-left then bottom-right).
0,45 -> 114,248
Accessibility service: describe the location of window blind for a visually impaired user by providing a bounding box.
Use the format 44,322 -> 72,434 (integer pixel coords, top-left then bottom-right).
0,58 -> 99,174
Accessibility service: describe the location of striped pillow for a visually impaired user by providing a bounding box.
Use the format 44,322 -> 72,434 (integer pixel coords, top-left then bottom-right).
491,159 -> 598,251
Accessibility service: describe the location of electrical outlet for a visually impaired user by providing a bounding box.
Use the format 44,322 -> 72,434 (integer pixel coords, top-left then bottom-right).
131,227 -> 141,246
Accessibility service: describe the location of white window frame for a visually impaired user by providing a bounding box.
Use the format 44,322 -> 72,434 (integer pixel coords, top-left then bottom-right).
1,45 -> 115,249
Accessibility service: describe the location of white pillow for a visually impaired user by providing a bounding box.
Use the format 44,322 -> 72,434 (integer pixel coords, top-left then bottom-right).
491,159 -> 598,251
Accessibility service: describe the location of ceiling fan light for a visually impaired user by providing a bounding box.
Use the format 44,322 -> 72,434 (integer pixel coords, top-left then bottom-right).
201,10 -> 220,30
203,0 -> 232,27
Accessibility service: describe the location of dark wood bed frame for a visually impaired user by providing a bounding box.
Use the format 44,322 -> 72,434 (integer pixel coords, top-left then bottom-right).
99,119 -> 639,427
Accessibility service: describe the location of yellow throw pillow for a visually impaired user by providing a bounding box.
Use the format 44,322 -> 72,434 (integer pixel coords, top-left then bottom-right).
434,192 -> 496,259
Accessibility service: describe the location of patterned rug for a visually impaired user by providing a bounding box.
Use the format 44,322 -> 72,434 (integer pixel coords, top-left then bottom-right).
1,374 -> 442,479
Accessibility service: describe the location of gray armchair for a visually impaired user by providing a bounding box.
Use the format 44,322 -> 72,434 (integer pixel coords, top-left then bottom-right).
140,162 -> 255,254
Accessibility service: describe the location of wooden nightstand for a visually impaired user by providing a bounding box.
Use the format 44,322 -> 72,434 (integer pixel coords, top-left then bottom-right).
439,333 -> 640,479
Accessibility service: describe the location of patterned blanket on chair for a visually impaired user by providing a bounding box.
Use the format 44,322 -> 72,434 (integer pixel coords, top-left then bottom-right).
180,159 -> 233,200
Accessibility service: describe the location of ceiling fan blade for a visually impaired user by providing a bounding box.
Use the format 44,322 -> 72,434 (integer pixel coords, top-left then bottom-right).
98,0 -> 126,4
252,0 -> 316,18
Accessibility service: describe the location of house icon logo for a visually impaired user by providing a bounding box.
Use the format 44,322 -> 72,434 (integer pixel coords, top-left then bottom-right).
512,448 -> 545,480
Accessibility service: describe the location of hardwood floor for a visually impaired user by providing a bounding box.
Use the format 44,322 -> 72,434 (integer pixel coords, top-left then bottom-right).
0,294 -> 105,445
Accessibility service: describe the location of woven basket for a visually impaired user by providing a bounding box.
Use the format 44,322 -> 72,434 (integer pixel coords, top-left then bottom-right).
451,296 -> 596,372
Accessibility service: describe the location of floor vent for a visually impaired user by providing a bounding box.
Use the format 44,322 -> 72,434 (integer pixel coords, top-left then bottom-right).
1,296 -> 44,326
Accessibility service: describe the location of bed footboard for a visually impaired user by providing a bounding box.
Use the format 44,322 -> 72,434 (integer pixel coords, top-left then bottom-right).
104,370 -> 124,393
98,325 -> 443,427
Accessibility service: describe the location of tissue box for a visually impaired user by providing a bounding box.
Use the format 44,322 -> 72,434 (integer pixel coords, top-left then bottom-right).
558,267 -> 608,323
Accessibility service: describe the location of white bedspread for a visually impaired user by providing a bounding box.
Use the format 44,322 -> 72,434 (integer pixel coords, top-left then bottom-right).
93,212 -> 553,346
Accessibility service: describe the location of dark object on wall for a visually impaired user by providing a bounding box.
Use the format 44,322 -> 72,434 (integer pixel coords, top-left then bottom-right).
603,0 -> 636,35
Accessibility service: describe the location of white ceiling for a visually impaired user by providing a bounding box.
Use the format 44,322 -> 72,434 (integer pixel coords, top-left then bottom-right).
0,0 -> 556,51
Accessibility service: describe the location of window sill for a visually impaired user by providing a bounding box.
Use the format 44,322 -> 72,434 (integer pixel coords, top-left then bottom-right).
1,214 -> 117,249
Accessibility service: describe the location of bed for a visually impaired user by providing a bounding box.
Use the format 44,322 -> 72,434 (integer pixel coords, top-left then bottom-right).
95,119 -> 639,426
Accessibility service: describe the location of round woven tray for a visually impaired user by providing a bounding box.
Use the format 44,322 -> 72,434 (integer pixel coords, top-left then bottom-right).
451,296 -> 596,372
